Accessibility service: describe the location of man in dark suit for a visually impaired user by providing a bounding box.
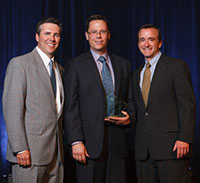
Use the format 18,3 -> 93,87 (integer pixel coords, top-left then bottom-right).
64,15 -> 133,183
3,17 -> 64,183
132,24 -> 196,183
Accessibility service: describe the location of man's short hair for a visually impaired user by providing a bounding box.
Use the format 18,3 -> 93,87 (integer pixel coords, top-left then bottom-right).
85,15 -> 110,32
36,17 -> 62,35
137,24 -> 162,42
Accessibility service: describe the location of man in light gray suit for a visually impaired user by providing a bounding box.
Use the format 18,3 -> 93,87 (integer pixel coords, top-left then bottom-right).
3,17 -> 64,183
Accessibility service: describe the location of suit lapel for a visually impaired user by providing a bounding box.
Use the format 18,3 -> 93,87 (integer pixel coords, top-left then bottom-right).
85,52 -> 105,93
109,54 -> 120,96
136,65 -> 146,110
31,49 -> 56,111
147,55 -> 168,107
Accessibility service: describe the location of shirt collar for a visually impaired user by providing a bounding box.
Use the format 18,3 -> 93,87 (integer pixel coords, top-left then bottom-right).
90,48 -> 109,64
36,46 -> 54,67
145,51 -> 162,69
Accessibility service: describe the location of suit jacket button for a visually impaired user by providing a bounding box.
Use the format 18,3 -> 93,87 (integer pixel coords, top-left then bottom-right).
145,112 -> 148,116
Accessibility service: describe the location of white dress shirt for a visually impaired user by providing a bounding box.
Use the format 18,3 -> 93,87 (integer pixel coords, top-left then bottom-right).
36,46 -> 62,114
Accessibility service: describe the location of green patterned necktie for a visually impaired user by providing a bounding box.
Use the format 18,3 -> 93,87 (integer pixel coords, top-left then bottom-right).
98,56 -> 115,116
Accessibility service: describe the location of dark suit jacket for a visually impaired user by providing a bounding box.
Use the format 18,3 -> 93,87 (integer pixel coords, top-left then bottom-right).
132,54 -> 196,160
64,51 -> 132,159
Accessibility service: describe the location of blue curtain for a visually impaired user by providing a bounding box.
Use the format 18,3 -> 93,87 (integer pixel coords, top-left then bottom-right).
1,0 -> 200,180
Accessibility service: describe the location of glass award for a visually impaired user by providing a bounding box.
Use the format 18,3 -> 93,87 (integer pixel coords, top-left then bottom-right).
105,92 -> 127,117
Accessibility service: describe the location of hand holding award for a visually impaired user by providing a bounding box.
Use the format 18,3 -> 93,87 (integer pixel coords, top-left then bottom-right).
104,93 -> 130,126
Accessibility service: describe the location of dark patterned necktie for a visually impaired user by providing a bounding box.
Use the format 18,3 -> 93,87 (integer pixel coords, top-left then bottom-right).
142,62 -> 151,106
98,56 -> 115,116
49,60 -> 56,98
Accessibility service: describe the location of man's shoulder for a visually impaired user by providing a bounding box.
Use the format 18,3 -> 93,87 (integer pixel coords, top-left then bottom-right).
160,54 -> 185,64
74,51 -> 92,61
159,54 -> 190,72
65,52 -> 92,67
9,49 -> 35,65
109,53 -> 130,63
4,49 -> 36,79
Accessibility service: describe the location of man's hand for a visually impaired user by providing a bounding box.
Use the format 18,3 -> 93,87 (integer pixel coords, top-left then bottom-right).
173,140 -> 189,159
16,150 -> 31,167
105,111 -> 130,126
72,143 -> 89,164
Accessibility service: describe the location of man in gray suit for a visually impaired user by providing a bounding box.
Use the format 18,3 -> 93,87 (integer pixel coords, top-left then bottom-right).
3,17 -> 64,183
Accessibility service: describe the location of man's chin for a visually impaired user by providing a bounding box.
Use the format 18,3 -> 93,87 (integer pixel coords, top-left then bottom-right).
93,47 -> 107,54
144,54 -> 152,58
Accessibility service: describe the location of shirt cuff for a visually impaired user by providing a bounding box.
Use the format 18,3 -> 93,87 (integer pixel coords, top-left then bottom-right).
17,150 -> 27,154
71,141 -> 83,146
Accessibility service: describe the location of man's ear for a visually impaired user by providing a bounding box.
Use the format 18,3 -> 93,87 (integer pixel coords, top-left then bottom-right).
85,32 -> 89,41
35,33 -> 39,42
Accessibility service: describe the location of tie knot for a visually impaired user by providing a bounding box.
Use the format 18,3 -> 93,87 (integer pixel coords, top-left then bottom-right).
146,62 -> 151,68
98,56 -> 106,63
49,60 -> 53,67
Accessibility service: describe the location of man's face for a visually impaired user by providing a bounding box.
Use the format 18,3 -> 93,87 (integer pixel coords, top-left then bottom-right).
85,20 -> 110,55
138,28 -> 162,61
36,23 -> 61,58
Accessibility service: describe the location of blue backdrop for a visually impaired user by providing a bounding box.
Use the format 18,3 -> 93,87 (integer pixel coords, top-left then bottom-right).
1,0 -> 200,181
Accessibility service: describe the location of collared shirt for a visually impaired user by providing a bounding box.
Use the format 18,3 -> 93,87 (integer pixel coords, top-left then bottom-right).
36,46 -> 62,114
90,48 -> 115,89
140,51 -> 162,88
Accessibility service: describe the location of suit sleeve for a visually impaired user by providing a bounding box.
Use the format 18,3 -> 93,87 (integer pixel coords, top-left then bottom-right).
63,60 -> 85,145
3,59 -> 29,153
126,70 -> 136,123
174,60 -> 196,143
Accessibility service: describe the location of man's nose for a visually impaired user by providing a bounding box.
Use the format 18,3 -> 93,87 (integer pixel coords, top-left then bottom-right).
50,34 -> 55,41
144,40 -> 150,46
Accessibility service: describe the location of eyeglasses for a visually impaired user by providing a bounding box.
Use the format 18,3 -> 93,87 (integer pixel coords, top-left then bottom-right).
87,30 -> 108,36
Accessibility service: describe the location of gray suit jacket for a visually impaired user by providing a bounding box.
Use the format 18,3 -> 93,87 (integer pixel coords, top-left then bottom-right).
3,48 -> 64,166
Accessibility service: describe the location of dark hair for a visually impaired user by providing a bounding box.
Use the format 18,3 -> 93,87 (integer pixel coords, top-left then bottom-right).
137,24 -> 162,42
36,17 -> 62,35
85,15 -> 110,32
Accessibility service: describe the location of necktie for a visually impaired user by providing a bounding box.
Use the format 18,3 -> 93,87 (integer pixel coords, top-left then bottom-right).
49,60 -> 56,97
142,62 -> 151,106
98,56 -> 115,116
